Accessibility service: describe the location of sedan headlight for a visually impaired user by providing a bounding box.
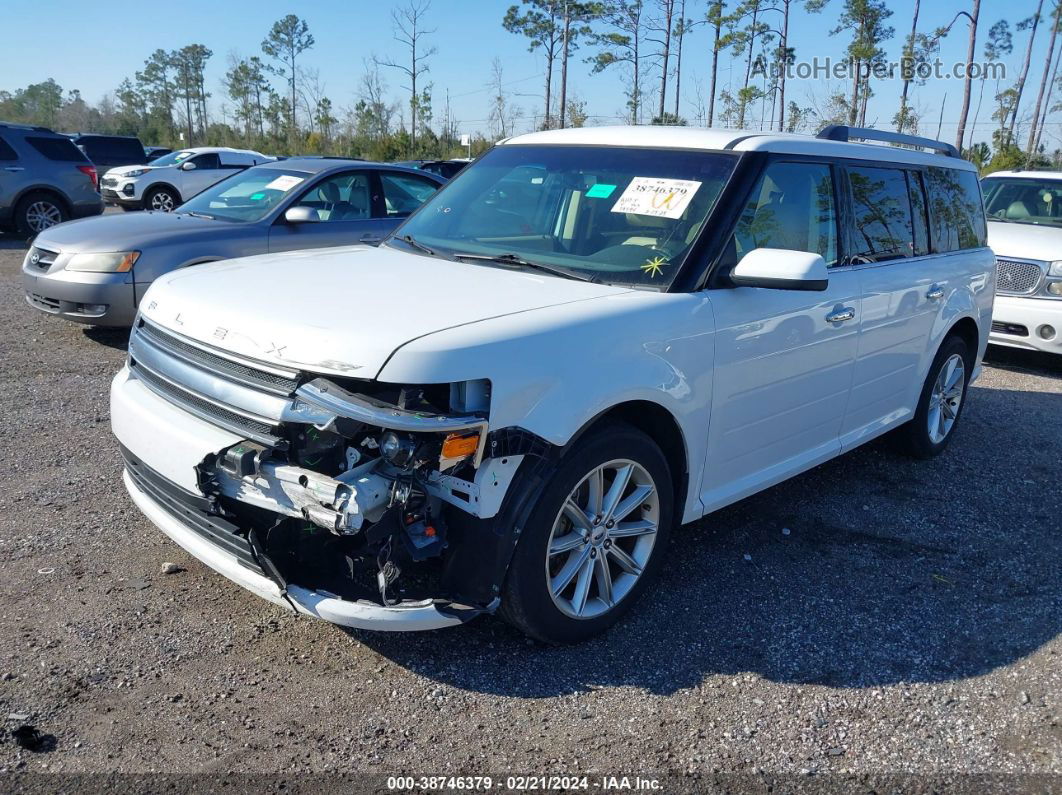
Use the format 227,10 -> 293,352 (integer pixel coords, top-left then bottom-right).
65,251 -> 140,272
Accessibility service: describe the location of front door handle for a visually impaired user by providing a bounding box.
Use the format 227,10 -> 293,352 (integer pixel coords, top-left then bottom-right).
359,234 -> 382,244
2,166 -> 25,172
826,307 -> 856,323
927,284 -> 944,301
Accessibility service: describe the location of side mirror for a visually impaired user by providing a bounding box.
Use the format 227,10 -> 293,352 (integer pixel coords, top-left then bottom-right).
180,161 -> 197,171
731,248 -> 829,291
284,206 -> 320,224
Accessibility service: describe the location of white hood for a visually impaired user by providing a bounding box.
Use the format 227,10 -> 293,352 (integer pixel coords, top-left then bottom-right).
139,244 -> 631,379
987,219 -> 1062,262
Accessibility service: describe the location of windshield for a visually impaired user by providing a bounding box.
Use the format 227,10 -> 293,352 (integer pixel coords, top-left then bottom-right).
147,150 -> 195,167
177,168 -> 312,222
393,144 -> 736,288
982,176 -> 1062,227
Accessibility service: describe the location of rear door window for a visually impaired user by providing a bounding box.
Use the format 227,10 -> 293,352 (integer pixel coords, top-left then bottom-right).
0,136 -> 17,161
926,167 -> 987,251
380,172 -> 440,217
846,166 -> 916,262
26,136 -> 89,162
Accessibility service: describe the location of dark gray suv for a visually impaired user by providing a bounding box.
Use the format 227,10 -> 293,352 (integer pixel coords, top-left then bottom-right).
0,122 -> 104,237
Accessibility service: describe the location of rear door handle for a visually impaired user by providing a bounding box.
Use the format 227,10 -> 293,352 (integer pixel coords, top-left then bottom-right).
359,234 -> 382,244
927,284 -> 944,301
826,307 -> 856,323
2,166 -> 24,172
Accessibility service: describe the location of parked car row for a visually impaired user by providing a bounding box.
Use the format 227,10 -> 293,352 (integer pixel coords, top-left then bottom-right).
11,122 -> 1056,643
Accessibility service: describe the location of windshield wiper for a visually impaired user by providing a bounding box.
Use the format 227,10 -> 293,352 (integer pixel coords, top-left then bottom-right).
182,211 -> 214,220
452,252 -> 594,282
398,234 -> 435,255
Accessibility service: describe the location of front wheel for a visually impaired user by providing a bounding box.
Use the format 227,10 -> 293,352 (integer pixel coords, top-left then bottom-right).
145,186 -> 179,212
499,425 -> 673,643
897,335 -> 972,458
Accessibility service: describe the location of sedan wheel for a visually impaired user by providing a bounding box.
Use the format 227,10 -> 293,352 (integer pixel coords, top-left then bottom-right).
545,459 -> 659,620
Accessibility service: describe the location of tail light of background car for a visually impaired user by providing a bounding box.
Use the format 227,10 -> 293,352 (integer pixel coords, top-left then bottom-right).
77,165 -> 98,191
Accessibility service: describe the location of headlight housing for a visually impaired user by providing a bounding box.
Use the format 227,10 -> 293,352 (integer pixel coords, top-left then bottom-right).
65,251 -> 140,273
121,169 -> 147,178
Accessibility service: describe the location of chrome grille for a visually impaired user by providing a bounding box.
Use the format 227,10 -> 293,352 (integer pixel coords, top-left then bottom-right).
130,357 -> 279,443
995,258 -> 1044,295
127,319 -> 304,447
27,246 -> 58,272
137,320 -> 299,395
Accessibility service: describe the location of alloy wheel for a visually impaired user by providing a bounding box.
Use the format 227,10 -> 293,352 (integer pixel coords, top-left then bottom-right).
150,191 -> 175,211
545,459 -> 659,620
927,353 -> 965,444
25,201 -> 62,232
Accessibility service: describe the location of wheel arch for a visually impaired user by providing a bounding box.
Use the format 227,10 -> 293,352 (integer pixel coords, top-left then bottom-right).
13,185 -> 72,215
144,182 -> 182,204
560,399 -> 690,517
945,315 -> 980,359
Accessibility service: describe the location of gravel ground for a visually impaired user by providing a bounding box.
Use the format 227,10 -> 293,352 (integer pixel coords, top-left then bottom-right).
0,233 -> 1059,788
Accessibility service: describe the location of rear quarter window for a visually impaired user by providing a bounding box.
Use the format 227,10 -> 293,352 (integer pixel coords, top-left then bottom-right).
926,167 -> 987,251
26,136 -> 89,162
0,135 -> 17,161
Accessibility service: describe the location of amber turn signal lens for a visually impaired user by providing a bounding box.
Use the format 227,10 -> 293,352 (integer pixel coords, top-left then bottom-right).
441,432 -> 480,459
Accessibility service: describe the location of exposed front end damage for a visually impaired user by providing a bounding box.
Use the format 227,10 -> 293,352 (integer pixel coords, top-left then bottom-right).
114,317 -> 552,630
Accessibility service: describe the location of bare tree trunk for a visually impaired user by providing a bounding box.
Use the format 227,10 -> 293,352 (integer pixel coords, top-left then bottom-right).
848,58 -> 860,126
1027,1 -> 1059,155
708,2 -> 722,126
738,4 -> 759,127
777,0 -> 789,131
560,7 -> 571,127
544,50 -> 554,130
673,0 -> 686,119
1034,8 -> 1062,154
657,0 -> 674,120
1009,0 -> 1044,138
897,0 -> 921,133
955,0 -> 981,151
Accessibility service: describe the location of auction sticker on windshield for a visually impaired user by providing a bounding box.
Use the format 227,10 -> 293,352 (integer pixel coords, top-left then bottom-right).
611,177 -> 702,219
264,175 -> 305,192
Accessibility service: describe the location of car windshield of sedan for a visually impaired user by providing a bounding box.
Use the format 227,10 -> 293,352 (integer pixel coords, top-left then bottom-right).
982,177 -> 1062,227
148,150 -> 195,167
177,168 -> 313,222
393,144 -> 737,288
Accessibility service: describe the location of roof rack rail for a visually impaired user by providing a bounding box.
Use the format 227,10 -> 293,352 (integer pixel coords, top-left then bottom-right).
817,125 -> 960,158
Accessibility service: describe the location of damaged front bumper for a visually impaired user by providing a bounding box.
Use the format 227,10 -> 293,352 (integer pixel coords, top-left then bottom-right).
110,319 -> 536,631
122,466 -> 482,631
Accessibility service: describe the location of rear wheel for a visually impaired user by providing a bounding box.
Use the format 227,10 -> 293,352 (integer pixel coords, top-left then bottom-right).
897,335 -> 972,458
500,425 -> 673,643
14,192 -> 67,237
145,185 -> 179,212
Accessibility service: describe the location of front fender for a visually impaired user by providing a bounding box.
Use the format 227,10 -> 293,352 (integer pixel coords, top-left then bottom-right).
378,290 -> 716,511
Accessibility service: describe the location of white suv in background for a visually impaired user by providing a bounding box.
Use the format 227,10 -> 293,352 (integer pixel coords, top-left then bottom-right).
982,171 -> 1062,354
111,125 -> 993,643
100,147 -> 273,212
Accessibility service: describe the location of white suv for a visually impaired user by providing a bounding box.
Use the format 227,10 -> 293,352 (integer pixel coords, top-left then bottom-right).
101,147 -> 272,212
110,125 -> 993,643
982,171 -> 1062,354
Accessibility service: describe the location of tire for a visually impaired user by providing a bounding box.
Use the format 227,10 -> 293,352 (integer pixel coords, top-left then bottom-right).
499,424 -> 674,644
14,192 -> 68,238
145,185 -> 179,212
897,334 -> 973,459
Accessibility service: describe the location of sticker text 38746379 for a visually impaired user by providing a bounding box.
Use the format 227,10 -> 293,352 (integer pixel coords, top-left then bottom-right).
611,177 -> 702,219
